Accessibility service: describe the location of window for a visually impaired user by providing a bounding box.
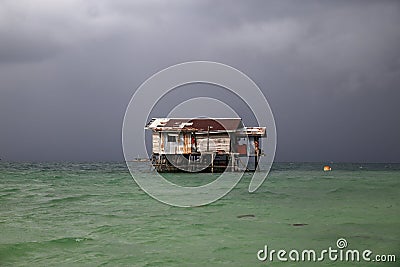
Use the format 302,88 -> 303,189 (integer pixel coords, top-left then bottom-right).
167,135 -> 176,142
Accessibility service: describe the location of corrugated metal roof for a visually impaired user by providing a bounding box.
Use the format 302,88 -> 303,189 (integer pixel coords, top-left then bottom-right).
145,118 -> 266,136
146,118 -> 243,131
164,118 -> 242,131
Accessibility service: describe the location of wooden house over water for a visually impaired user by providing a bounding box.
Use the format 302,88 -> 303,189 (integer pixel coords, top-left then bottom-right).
145,118 -> 266,172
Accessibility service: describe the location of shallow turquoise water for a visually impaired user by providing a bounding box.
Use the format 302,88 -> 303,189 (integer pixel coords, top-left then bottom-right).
0,162 -> 399,266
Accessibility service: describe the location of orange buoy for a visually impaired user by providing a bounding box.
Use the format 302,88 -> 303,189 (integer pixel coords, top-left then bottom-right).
323,165 -> 332,171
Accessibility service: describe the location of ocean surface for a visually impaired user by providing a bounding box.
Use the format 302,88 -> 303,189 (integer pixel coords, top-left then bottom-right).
0,162 -> 399,266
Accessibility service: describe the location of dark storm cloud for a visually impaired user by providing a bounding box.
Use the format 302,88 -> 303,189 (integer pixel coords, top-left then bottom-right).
0,0 -> 399,162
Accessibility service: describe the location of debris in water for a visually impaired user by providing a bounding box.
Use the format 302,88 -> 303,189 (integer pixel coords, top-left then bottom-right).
292,223 -> 308,226
237,214 -> 255,218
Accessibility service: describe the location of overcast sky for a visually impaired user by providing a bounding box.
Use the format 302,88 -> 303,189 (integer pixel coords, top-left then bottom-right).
1,0 -> 399,162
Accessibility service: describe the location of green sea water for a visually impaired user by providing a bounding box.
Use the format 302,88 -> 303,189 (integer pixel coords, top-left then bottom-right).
0,162 -> 399,266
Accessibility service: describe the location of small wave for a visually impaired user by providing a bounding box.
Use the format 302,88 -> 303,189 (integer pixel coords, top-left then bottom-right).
0,192 -> 14,199
327,187 -> 347,193
0,188 -> 20,193
191,223 -> 206,227
90,225 -> 116,234
0,237 -> 93,254
209,202 -> 226,207
262,190 -> 291,197
47,194 -> 100,204
328,187 -> 340,193
45,237 -> 93,245
213,246 -> 230,252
